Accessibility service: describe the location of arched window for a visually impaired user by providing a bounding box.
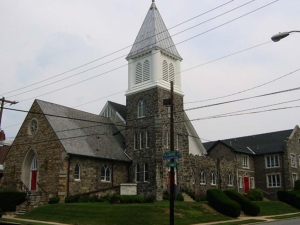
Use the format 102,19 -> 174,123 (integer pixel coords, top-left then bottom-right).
74,164 -> 80,179
138,100 -> 146,118
211,172 -> 216,185
169,63 -> 175,84
136,63 -> 142,84
200,171 -> 206,184
31,156 -> 38,170
144,163 -> 149,182
101,165 -> 111,181
143,60 -> 150,82
162,60 -> 168,82
135,164 -> 140,182
228,173 -> 233,186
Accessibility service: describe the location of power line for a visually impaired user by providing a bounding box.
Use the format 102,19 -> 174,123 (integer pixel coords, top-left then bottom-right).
15,1 -> 278,103
1,0 -> 235,97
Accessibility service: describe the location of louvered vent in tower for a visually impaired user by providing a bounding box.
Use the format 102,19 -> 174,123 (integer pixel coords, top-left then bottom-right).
136,63 -> 142,84
162,60 -> 168,82
169,63 -> 175,84
143,60 -> 150,81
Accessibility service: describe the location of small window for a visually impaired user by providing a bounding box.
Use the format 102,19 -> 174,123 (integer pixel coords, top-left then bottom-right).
101,165 -> 111,182
267,174 -> 281,187
292,173 -> 298,187
146,132 -> 149,148
143,60 -> 150,82
138,100 -> 146,118
162,60 -> 168,82
135,164 -> 140,182
136,63 -> 142,84
265,155 -> 279,168
291,154 -> 297,167
134,134 -> 137,150
210,172 -> 216,185
242,155 -> 249,168
31,156 -> 38,170
228,173 -> 233,186
140,132 -> 144,149
144,163 -> 149,182
251,177 -> 255,189
200,171 -> 206,184
165,131 -> 169,149
167,106 -> 171,118
74,164 -> 80,180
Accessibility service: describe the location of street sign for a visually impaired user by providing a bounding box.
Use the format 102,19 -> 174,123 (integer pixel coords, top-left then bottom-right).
163,151 -> 181,160
167,161 -> 180,168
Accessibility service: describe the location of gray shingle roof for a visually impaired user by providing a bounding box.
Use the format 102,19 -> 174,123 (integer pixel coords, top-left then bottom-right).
203,129 -> 293,155
127,2 -> 182,60
108,101 -> 126,121
36,100 -> 130,162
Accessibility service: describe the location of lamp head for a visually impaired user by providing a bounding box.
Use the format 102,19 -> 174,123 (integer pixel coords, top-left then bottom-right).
271,32 -> 290,42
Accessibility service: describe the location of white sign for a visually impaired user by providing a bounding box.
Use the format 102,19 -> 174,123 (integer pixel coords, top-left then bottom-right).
120,183 -> 137,195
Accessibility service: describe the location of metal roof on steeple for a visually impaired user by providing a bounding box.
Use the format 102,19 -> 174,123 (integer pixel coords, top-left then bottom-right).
127,1 -> 182,60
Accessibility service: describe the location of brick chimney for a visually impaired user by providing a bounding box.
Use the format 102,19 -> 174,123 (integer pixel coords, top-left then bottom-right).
0,130 -> 5,141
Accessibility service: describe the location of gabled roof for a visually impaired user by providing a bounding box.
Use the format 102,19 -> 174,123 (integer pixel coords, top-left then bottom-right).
203,129 -> 293,155
108,101 -> 126,121
36,100 -> 131,162
127,1 -> 182,60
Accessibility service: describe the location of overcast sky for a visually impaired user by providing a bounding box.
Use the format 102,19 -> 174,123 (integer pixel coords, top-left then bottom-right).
1,0 -> 300,143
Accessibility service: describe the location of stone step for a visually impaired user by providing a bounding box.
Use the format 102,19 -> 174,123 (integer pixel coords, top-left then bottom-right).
182,192 -> 195,202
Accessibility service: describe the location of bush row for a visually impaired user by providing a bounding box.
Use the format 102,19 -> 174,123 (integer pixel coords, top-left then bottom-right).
246,189 -> 263,201
207,189 -> 241,218
224,190 -> 260,216
48,197 -> 60,204
0,190 -> 26,211
65,194 -> 155,204
277,191 -> 300,209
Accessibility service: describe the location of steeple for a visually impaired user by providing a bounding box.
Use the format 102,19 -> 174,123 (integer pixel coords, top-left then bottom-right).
126,1 -> 182,60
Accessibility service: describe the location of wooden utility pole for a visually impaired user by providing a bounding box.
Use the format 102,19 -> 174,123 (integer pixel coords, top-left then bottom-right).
0,97 -> 18,130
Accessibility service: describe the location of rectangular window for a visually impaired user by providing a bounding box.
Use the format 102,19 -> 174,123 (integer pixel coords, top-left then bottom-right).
167,106 -> 171,118
165,131 -> 169,149
251,177 -> 255,189
140,132 -> 144,149
292,173 -> 298,187
228,174 -> 233,186
176,134 -> 179,150
267,174 -> 281,187
242,155 -> 249,168
291,154 -> 296,167
144,164 -> 149,182
210,172 -> 216,185
146,132 -> 149,148
265,155 -> 279,168
134,134 -> 137,150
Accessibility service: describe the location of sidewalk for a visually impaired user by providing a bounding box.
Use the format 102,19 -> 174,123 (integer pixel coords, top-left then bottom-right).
1,215 -> 70,225
194,212 -> 300,225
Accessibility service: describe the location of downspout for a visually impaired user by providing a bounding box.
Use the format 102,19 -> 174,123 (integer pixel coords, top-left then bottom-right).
67,155 -> 70,196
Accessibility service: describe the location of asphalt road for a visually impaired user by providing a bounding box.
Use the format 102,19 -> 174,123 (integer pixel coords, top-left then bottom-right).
256,218 -> 300,225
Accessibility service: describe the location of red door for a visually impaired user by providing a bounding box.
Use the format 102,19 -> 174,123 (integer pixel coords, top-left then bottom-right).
31,170 -> 37,191
244,177 -> 249,194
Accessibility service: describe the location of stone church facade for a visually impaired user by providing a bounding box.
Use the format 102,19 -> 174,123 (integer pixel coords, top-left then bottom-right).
1,1 -> 299,203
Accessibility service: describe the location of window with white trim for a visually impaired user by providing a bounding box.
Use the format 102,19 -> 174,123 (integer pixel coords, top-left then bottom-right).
210,172 -> 216,185
101,165 -> 111,182
146,132 -> 149,148
140,132 -> 144,149
251,177 -> 255,188
292,173 -> 298,187
74,164 -> 80,180
135,164 -> 140,182
136,63 -> 142,84
242,155 -> 249,168
167,106 -> 171,118
134,134 -> 137,150
165,131 -> 169,149
228,173 -> 233,186
265,155 -> 279,168
267,174 -> 281,187
291,154 -> 296,167
144,163 -> 149,182
138,100 -> 146,118
200,171 -> 206,184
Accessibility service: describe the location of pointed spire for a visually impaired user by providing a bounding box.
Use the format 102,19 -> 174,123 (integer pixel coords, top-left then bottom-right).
127,1 -> 182,60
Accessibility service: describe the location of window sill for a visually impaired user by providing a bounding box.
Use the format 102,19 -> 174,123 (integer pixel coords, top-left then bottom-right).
101,181 -> 111,183
267,186 -> 281,188
211,184 -> 216,186
200,183 -> 206,185
74,179 -> 81,182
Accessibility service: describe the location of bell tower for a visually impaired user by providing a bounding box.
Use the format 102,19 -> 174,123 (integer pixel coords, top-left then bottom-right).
125,1 -> 189,200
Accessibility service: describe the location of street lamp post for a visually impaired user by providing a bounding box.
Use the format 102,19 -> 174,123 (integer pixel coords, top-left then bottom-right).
271,30 -> 300,42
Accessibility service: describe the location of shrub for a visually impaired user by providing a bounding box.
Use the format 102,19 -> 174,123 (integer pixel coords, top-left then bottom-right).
176,193 -> 184,201
246,189 -> 263,201
277,190 -> 300,209
109,195 -> 154,204
0,190 -> 26,211
65,194 -> 80,203
207,189 -> 241,218
224,190 -> 260,216
48,197 -> 60,204
294,180 -> 300,191
163,190 -> 170,201
97,194 -> 111,202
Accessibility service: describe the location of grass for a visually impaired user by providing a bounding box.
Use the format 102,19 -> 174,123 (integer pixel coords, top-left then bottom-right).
0,217 -> 51,225
16,201 -> 232,225
255,201 -> 299,216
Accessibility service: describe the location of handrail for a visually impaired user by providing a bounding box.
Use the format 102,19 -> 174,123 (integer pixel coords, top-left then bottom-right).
19,180 -> 36,205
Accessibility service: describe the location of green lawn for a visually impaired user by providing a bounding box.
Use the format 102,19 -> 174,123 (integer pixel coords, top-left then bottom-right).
15,201 -> 231,225
255,201 -> 299,216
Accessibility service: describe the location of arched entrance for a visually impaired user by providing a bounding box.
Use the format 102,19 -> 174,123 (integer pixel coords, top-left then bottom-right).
22,148 -> 38,191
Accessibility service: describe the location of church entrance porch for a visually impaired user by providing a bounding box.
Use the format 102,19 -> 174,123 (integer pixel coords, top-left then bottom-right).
22,149 -> 38,192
